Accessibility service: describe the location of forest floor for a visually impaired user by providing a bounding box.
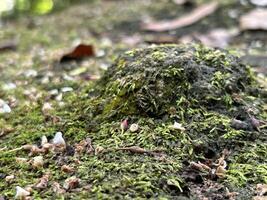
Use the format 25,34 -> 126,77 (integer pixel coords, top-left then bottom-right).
0,0 -> 266,199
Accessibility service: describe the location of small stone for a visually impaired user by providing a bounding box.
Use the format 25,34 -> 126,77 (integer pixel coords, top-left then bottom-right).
42,102 -> 53,115
5,175 -> 15,183
170,122 -> 185,131
41,136 -> 48,146
0,99 -> 11,113
129,123 -> 139,132
2,82 -> 16,90
53,132 -> 66,149
15,186 -> 30,199
32,156 -> 44,169
61,87 -> 73,93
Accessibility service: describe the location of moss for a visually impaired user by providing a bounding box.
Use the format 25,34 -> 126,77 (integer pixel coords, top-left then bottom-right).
0,44 -> 266,199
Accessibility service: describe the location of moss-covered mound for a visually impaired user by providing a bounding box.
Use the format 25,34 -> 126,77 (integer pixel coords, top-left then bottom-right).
74,44 -> 266,198
1,44 -> 266,199
93,44 -> 255,118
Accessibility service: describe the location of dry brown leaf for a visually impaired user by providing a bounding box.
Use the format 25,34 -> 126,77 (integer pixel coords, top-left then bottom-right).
75,138 -> 94,155
142,2 -> 218,32
257,184 -> 267,196
60,44 -> 95,63
52,182 -> 66,194
190,161 -> 211,172
63,176 -> 80,190
240,9 -> 267,30
195,28 -> 239,48
215,166 -> 227,178
35,173 -> 50,189
61,165 -> 75,174
117,146 -> 149,154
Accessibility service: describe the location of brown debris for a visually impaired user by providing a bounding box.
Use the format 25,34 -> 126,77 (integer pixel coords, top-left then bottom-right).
240,9 -> 267,30
142,2 -> 218,32
61,165 -> 75,174
60,44 -> 95,63
257,184 -> 267,196
190,161 -> 211,172
35,173 -> 50,189
63,176 -> 80,190
74,138 -> 94,155
52,182 -> 66,194
0,39 -> 18,53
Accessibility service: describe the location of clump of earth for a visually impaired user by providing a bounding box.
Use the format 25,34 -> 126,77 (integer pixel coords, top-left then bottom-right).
76,44 -> 266,198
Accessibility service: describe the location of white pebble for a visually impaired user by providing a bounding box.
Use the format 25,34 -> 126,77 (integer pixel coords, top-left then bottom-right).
129,123 -> 139,132
0,99 -> 11,113
15,186 -> 30,199
61,87 -> 73,93
53,132 -> 66,148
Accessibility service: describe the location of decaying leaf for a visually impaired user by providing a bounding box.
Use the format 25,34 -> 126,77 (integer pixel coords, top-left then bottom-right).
215,165 -> 226,178
35,173 -> 50,189
257,184 -> 267,196
63,176 -> 80,190
190,161 -> 211,172
195,28 -> 239,48
60,44 -> 95,63
61,165 -> 75,174
117,146 -> 149,154
94,146 -> 104,155
142,2 -> 218,32
74,138 -> 94,155
52,182 -> 65,194
240,9 -> 267,30
170,121 -> 186,131
225,187 -> 239,200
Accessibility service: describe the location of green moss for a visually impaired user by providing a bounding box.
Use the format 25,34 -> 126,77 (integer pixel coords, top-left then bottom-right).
0,44 -> 266,199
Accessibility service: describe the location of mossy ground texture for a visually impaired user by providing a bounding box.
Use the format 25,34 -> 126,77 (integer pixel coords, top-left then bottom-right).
1,43 -> 267,199
0,1 -> 267,199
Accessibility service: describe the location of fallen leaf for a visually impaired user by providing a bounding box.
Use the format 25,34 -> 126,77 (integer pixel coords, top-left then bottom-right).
0,39 -> 18,53
35,173 -> 49,189
215,166 -> 226,178
63,176 -> 80,190
60,44 -> 95,63
170,121 -> 186,131
61,165 -> 75,174
257,184 -> 267,196
190,161 -> 211,172
52,182 -> 66,194
117,146 -> 149,154
240,9 -> 267,30
142,2 -> 218,32
145,34 -> 179,44
194,28 -> 239,48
